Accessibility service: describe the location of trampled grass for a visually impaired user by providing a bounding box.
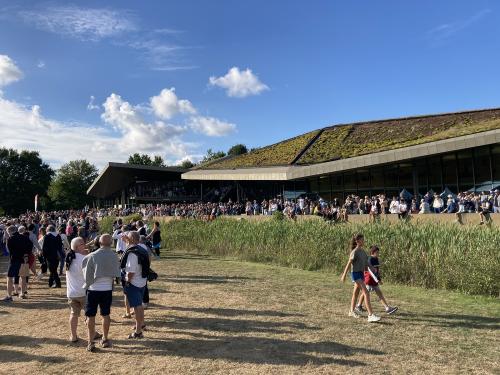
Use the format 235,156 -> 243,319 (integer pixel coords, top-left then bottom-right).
0,251 -> 498,374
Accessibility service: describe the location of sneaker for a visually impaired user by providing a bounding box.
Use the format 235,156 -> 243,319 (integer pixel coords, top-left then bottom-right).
367,314 -> 381,322
1,296 -> 13,302
127,332 -> 143,339
348,310 -> 360,318
354,305 -> 365,314
386,306 -> 398,315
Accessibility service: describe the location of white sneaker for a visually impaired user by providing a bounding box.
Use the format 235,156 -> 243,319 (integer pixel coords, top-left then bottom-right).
348,310 -> 360,318
367,314 -> 381,322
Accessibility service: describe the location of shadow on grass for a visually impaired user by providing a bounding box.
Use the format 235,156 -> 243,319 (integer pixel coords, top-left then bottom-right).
111,335 -> 382,366
395,312 -> 500,330
0,348 -> 66,363
0,335 -> 70,348
164,275 -> 255,284
166,306 -> 304,317
147,314 -> 320,334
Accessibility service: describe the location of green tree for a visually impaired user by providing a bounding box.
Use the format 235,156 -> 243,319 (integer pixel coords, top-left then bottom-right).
127,153 -> 165,167
179,159 -> 195,169
227,144 -> 248,157
48,160 -> 98,209
0,148 -> 54,215
202,148 -> 226,163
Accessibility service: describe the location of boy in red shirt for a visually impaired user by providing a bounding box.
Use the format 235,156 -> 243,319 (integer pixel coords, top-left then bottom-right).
355,245 -> 398,315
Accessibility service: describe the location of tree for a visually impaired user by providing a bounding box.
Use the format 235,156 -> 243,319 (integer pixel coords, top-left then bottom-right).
227,144 -> 248,157
202,148 -> 226,163
127,153 -> 166,167
48,160 -> 98,209
0,148 -> 54,215
179,159 -> 195,169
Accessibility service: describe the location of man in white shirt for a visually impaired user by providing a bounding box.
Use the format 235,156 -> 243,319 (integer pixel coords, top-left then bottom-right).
121,231 -> 148,339
66,237 -> 87,343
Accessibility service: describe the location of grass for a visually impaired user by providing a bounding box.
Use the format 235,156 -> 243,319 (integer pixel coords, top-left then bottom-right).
201,130 -> 319,169
159,219 -> 500,296
195,108 -> 500,168
0,251 -> 498,374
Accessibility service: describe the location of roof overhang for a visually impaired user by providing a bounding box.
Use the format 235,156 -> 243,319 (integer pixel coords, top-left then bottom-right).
87,162 -> 187,198
182,129 -> 500,181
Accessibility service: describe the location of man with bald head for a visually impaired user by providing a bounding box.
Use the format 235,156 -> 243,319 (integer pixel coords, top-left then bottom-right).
82,233 -> 121,352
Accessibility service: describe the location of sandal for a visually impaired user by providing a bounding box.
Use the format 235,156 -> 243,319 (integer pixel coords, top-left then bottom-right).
101,339 -> 110,348
70,337 -> 79,343
122,313 -> 132,318
87,343 -> 96,352
93,332 -> 103,340
127,332 -> 143,339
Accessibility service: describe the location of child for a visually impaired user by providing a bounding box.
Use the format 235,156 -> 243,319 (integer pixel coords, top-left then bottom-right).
340,233 -> 381,322
355,245 -> 398,315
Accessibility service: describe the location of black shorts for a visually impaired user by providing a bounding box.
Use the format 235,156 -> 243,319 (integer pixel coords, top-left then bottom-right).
7,261 -> 22,278
85,290 -> 113,317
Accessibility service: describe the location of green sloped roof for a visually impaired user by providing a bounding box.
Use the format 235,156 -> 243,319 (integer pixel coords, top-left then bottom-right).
198,108 -> 500,170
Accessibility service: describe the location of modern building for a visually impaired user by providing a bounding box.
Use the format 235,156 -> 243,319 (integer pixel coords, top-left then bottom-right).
88,108 -> 500,205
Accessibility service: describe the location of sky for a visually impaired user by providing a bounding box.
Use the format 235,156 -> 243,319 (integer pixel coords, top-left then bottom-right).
0,1 -> 499,168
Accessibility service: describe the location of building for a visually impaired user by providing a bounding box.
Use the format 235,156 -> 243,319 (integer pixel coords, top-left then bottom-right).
88,108 -> 500,205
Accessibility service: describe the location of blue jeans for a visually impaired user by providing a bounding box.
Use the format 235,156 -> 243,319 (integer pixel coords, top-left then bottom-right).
58,249 -> 65,275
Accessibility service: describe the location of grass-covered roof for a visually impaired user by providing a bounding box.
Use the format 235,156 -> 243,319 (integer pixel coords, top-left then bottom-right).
200,108 -> 500,169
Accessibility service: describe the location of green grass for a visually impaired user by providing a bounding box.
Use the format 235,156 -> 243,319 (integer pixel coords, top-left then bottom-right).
1,251 -> 497,374
158,219 -> 500,296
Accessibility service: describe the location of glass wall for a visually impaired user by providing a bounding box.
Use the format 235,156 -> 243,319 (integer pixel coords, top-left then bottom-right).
303,144 -> 499,202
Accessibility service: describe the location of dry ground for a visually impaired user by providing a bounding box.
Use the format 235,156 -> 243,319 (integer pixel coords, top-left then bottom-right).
0,251 -> 498,375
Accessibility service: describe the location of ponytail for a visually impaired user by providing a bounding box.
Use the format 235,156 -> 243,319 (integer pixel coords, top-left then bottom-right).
65,250 -> 76,270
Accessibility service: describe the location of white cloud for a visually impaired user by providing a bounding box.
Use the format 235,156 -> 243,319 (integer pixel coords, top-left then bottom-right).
37,60 -> 45,68
87,95 -> 100,111
189,116 -> 236,137
209,67 -> 269,98
20,5 -> 136,41
0,55 -> 23,87
150,87 -> 196,120
427,9 -> 491,42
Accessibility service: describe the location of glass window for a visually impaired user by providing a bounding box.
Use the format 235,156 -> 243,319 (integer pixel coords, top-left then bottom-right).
309,177 -> 319,194
384,165 -> 398,188
442,154 -> 458,193
492,145 -> 500,182
474,146 -> 491,188
319,175 -> 331,201
415,159 -> 428,192
357,169 -> 370,189
331,174 -> 343,191
457,150 -> 474,191
370,167 -> 384,189
427,156 -> 442,190
343,172 -> 357,190
399,163 -> 413,189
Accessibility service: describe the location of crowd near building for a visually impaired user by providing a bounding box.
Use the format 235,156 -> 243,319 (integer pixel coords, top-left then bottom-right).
87,108 -> 500,214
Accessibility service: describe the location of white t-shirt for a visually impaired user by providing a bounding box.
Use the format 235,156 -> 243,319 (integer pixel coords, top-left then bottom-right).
126,253 -> 147,288
66,253 -> 86,298
88,277 -> 113,291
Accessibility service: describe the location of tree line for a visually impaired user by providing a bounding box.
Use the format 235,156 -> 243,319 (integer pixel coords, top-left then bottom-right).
1,144 -> 248,215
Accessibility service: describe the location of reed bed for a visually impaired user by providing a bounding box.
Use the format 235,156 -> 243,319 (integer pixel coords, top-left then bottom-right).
158,218 -> 499,296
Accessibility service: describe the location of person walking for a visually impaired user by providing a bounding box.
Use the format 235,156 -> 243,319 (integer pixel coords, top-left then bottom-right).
42,225 -> 63,288
121,231 -> 149,339
147,221 -> 161,257
82,234 -> 121,352
66,237 -> 88,343
2,226 -> 32,301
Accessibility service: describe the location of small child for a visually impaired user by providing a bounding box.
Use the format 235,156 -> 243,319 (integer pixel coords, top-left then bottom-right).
355,245 -> 398,315
341,233 -> 381,322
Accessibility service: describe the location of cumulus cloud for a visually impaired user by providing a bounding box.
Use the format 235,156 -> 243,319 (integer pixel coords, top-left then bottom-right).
209,67 -> 269,98
20,5 -> 136,41
87,95 -> 100,111
150,88 -> 196,120
0,55 -> 23,87
189,116 -> 236,137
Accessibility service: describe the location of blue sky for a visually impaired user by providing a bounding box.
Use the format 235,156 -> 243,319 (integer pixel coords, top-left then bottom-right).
0,1 -> 499,167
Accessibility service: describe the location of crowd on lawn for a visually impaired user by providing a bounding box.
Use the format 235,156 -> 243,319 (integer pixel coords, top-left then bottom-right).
0,213 -> 161,352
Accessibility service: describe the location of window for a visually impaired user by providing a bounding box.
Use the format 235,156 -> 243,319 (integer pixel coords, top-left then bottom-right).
427,156 -> 442,191
457,150 -> 474,191
370,167 -> 384,189
319,175 -> 331,201
384,165 -> 398,188
331,174 -> 343,192
399,163 -> 413,190
474,146 -> 491,188
442,154 -> 458,193
415,159 -> 428,193
343,172 -> 357,190
357,169 -> 370,189
492,145 -> 500,182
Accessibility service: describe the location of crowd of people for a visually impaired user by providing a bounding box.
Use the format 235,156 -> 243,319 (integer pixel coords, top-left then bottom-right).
0,214 -> 161,352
